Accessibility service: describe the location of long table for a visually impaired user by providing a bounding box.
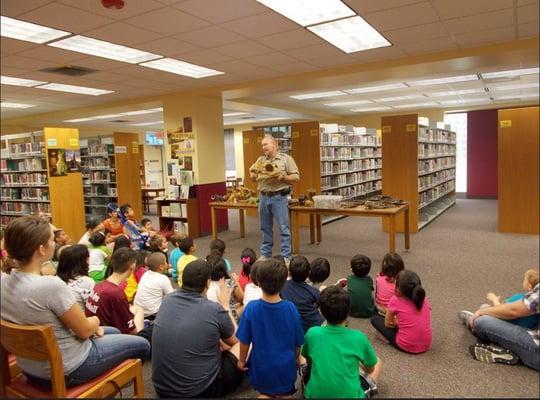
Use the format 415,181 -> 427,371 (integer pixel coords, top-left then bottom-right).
209,201 -> 258,240
289,203 -> 410,253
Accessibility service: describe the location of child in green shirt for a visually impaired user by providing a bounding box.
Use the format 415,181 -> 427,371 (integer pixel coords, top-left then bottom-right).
301,286 -> 382,398
347,254 -> 375,318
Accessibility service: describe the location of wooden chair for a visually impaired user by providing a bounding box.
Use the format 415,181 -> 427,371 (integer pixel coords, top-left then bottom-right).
0,319 -> 144,398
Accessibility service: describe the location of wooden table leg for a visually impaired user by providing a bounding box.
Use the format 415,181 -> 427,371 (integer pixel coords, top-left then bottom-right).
239,209 -> 245,238
309,214 -> 315,244
404,208 -> 410,250
291,210 -> 300,254
316,214 -> 322,243
388,215 -> 396,253
211,206 -> 217,240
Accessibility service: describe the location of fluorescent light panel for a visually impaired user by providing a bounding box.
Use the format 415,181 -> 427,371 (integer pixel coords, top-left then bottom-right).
481,67 -> 539,79
494,94 -> 539,101
375,94 -> 425,102
49,35 -> 161,64
119,107 -> 163,116
1,75 -> 47,87
428,88 -> 486,97
140,58 -> 223,79
223,112 -> 249,117
350,106 -> 393,112
393,102 -> 437,109
487,82 -> 540,91
130,120 -> 163,126
308,16 -> 391,54
64,117 -> 96,123
1,16 -> 71,44
407,74 -> 478,86
346,83 -> 407,94
324,100 -> 373,107
438,99 -> 487,105
1,101 -> 36,109
37,83 -> 114,96
290,90 -> 347,100
256,0 -> 355,27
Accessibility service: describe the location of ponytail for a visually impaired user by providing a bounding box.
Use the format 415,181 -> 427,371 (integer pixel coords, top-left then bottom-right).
396,270 -> 426,310
411,284 -> 426,310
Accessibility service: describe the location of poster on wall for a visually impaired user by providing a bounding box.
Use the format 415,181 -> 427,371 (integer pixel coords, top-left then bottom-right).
183,117 -> 192,133
65,149 -> 81,172
167,160 -> 177,176
167,128 -> 195,159
47,149 -> 68,177
183,156 -> 193,171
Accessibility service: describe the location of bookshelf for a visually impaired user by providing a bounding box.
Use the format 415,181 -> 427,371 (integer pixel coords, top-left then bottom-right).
381,114 -> 456,232
80,138 -> 117,222
157,198 -> 200,238
1,138 -> 50,228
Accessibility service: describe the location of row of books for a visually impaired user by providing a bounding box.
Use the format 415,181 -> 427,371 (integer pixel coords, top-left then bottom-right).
418,143 -> 456,157
320,124 -> 366,134
1,188 -> 49,201
322,171 -> 381,191
323,180 -> 382,199
173,221 -> 189,234
1,158 -> 46,172
8,142 -> 44,156
83,143 -> 113,155
321,146 -> 382,160
1,202 -> 50,214
320,133 -> 381,147
161,202 -> 188,218
418,169 -> 456,191
1,172 -> 48,185
419,181 -> 455,208
321,158 -> 382,175
84,187 -> 117,197
84,171 -> 116,182
83,158 -> 114,168
418,158 -> 455,174
418,127 -> 457,144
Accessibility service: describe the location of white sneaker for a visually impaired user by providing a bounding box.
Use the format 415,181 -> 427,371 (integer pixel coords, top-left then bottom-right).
458,310 -> 473,326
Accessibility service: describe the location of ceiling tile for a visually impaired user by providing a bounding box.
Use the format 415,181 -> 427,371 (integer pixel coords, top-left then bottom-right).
0,66 -> 32,77
177,49 -> 233,64
518,3 -> 540,24
518,21 -> 540,38
60,0 -> 164,19
246,52 -> 299,67
383,22 -> 449,44
363,2 -> 440,31
206,59 -> 261,74
399,36 -> 458,54
268,62 -> 318,74
431,0 -> 513,19
308,55 -> 358,68
137,37 -> 200,57
454,26 -> 515,47
66,56 -> 130,72
1,54 -> 61,71
19,2 -> 114,34
124,7 -> 209,35
255,29 -> 321,51
282,43 -> 345,61
351,45 -> 406,62
0,37 -> 40,55
220,12 -> 299,39
214,40 -> 273,58
174,0 -> 267,24
77,71 -> 134,84
16,46 -> 88,63
82,22 -> 162,46
344,0 -> 427,15
444,9 -> 513,35
174,26 -> 244,48
0,0 -> 53,17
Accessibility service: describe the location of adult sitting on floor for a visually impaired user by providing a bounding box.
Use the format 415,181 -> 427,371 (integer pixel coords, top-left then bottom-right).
152,259 -> 243,398
459,282 -> 539,371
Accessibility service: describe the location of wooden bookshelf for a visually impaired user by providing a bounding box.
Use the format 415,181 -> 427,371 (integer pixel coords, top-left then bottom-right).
157,198 -> 200,238
498,106 -> 539,234
114,132 -> 143,220
381,114 -> 456,233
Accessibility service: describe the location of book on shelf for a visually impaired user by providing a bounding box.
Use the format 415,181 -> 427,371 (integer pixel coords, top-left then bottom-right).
180,203 -> 187,217
169,203 -> 182,217
173,221 -> 189,234
179,185 -> 190,200
161,206 -> 170,217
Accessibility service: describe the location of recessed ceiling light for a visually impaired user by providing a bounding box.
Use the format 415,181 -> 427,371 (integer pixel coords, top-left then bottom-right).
324,100 -> 373,107
428,88 -> 486,97
393,102 -> 437,109
130,120 -> 164,126
1,16 -> 71,44
223,112 -> 249,117
93,113 -> 125,120
1,75 -> 47,87
350,106 -> 393,112
307,15 -> 391,54
488,82 -> 540,91
0,101 -> 36,109
346,83 -> 408,94
290,91 -> 347,100
493,94 -> 539,101
438,99 -> 488,106
64,117 -> 96,123
481,67 -> 539,79
36,83 -> 114,96
119,107 -> 163,116
49,35 -> 161,64
375,94 -> 425,102
407,75 -> 478,86
256,0 -> 355,27
140,58 -> 224,79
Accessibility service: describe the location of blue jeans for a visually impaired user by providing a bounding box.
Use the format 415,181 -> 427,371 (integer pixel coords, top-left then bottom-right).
474,316 -> 540,371
259,193 -> 291,258
27,327 -> 150,387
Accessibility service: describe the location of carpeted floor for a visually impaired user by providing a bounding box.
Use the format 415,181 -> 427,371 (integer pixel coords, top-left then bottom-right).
139,199 -> 539,398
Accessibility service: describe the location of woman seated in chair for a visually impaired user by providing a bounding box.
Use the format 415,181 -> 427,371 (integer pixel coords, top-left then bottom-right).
0,216 -> 150,387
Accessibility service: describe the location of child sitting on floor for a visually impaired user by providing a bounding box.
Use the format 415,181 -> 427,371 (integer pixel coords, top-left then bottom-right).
236,258 -> 305,397
134,252 -> 173,319
88,231 -> 111,282
281,255 -> 324,333
243,261 -> 263,306
78,218 -> 99,247
348,254 -> 376,318
301,286 -> 382,398
121,250 -> 149,303
177,237 -> 197,288
238,248 -> 257,291
371,270 -> 432,354
141,218 -> 156,233
309,257 -> 331,289
56,244 -> 95,309
209,238 -> 232,273
375,252 -> 404,315
206,255 -> 244,321
168,233 -> 187,279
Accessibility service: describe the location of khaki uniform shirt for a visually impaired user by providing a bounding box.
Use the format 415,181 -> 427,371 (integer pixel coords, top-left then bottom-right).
250,152 -> 299,192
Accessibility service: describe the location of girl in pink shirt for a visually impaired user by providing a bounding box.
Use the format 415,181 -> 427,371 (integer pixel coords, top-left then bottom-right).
375,252 -> 405,315
238,248 -> 257,291
371,270 -> 432,354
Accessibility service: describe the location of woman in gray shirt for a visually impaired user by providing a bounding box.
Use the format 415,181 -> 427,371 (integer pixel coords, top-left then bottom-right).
1,216 -> 149,387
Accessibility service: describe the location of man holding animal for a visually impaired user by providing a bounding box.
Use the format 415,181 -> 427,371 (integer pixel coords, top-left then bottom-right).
250,135 -> 299,262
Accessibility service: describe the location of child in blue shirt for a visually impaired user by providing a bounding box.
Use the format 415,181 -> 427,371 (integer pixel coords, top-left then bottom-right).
281,255 -> 324,333
236,258 -> 305,397
168,233 -> 186,279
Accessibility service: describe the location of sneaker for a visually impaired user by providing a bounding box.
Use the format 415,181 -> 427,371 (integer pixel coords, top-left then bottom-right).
469,343 -> 519,365
335,278 -> 347,288
458,310 -> 473,326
